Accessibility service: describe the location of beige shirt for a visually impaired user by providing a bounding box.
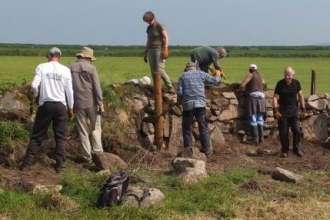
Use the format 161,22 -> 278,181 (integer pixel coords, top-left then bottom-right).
69,59 -> 102,109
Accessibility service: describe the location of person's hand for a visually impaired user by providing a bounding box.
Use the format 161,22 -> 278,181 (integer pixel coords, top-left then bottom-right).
273,108 -> 282,120
300,108 -> 306,119
98,103 -> 105,115
143,49 -> 148,63
163,47 -> 169,59
67,108 -> 74,119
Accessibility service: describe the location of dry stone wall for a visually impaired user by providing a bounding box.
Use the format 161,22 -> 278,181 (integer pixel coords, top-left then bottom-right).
129,83 -> 330,155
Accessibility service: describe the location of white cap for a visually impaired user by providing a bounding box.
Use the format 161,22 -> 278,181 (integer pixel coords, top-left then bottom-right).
249,64 -> 257,70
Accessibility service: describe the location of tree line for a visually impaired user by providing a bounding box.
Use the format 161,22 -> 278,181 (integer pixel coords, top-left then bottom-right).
1,43 -> 330,58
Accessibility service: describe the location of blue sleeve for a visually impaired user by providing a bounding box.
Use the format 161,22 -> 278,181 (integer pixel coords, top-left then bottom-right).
177,76 -> 183,101
203,72 -> 220,84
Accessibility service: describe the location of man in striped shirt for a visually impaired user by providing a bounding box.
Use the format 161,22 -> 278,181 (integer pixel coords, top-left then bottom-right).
177,61 -> 221,157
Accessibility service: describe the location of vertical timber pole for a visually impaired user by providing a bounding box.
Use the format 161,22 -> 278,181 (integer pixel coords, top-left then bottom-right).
153,73 -> 164,151
310,70 -> 316,95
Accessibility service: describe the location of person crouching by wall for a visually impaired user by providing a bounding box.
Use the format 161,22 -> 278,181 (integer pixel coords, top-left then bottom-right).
238,64 -> 266,145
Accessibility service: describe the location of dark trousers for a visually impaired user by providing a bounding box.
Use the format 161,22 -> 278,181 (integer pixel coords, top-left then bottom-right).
24,102 -> 68,165
278,113 -> 300,153
182,107 -> 211,153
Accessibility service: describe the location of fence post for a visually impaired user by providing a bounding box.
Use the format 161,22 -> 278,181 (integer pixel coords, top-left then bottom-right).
153,73 -> 164,151
310,70 -> 316,95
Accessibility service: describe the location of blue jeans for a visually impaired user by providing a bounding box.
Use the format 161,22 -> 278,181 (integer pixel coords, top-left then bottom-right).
147,47 -> 173,88
182,107 -> 211,153
250,113 -> 264,126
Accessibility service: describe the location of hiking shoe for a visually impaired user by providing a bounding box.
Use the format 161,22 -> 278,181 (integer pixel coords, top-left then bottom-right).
200,149 -> 212,158
19,163 -> 29,171
280,152 -> 288,158
205,151 -> 212,158
293,150 -> 304,157
54,159 -> 64,173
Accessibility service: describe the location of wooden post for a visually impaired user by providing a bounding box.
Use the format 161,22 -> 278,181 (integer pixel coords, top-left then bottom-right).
310,70 -> 316,95
153,73 -> 164,151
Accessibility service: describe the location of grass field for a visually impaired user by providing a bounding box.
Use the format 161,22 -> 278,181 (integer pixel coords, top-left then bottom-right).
1,56 -> 330,94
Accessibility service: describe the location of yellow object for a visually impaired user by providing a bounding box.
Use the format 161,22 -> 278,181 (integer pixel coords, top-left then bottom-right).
215,70 -> 221,77
98,103 -> 105,114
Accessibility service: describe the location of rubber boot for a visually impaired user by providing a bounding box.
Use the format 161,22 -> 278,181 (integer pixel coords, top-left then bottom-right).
258,125 -> 264,144
248,126 -> 259,146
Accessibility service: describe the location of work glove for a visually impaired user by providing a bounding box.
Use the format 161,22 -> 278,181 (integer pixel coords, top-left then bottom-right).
143,49 -> 148,63
300,108 -> 306,119
67,108 -> 74,119
215,70 -> 226,79
163,47 -> 169,59
98,103 -> 105,115
273,108 -> 282,120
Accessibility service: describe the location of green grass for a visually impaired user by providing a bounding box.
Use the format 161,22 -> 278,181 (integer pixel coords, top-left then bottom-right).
2,168 -> 330,219
1,56 -> 330,94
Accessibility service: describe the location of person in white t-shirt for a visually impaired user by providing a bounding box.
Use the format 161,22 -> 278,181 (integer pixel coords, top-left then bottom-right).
19,47 -> 74,173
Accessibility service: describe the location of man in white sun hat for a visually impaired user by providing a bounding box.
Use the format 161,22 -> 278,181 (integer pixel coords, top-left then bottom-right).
69,46 -> 104,165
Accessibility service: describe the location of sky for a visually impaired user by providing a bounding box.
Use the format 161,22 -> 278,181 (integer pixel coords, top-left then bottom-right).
1,0 -> 330,46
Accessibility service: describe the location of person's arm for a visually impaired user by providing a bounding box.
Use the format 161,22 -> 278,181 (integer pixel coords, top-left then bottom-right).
204,72 -> 220,85
161,29 -> 169,59
177,77 -> 183,105
91,67 -> 103,106
31,66 -> 42,97
238,73 -> 252,91
65,71 -> 74,109
298,90 -> 305,109
161,29 -> 168,48
273,93 -> 279,109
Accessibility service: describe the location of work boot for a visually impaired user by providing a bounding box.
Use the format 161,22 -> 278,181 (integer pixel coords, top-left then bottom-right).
293,149 -> 304,157
258,125 -> 264,144
247,126 -> 259,146
55,159 -> 64,173
280,152 -> 288,158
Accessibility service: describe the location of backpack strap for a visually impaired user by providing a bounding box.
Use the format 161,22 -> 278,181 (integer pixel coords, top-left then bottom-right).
120,174 -> 151,206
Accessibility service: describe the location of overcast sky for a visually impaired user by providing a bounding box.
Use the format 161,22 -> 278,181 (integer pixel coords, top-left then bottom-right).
1,0 -> 329,46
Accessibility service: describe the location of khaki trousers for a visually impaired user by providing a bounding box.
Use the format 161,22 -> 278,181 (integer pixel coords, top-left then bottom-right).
75,107 -> 103,161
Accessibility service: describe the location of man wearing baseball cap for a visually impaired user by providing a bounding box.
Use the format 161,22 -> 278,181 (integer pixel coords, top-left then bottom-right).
177,61 -> 221,157
20,47 -> 74,173
238,64 -> 266,145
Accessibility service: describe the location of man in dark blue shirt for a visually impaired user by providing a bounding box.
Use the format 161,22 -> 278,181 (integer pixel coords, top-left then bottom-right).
273,66 -> 306,158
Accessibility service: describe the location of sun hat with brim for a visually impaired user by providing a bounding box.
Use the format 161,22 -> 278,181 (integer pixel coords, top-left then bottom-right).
76,47 -> 96,61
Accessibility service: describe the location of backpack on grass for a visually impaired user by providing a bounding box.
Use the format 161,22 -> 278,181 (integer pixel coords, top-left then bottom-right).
96,171 -> 150,208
